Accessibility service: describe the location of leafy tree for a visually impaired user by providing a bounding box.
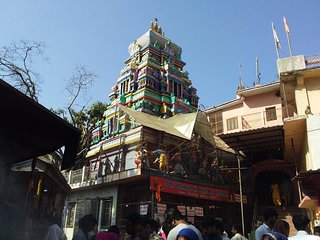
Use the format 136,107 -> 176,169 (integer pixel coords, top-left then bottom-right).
75,101 -> 107,166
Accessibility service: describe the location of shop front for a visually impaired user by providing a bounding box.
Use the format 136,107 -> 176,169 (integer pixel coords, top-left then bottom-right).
116,174 -> 245,233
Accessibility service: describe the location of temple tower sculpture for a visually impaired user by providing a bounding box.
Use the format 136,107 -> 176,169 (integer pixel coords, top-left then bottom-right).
91,19 -> 199,144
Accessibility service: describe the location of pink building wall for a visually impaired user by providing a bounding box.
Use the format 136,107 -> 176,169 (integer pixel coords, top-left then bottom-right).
208,83 -> 283,134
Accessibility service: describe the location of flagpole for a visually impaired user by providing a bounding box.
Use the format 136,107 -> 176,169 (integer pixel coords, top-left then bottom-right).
256,55 -> 260,85
239,63 -> 243,89
283,17 -> 293,56
286,32 -> 293,56
237,151 -> 245,237
272,22 -> 280,59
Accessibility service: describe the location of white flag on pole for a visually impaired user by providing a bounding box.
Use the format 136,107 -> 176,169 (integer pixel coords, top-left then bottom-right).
272,22 -> 281,49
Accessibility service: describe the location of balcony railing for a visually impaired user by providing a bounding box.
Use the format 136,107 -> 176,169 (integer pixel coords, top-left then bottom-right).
65,167 -> 141,189
305,54 -> 320,68
210,106 -> 295,134
241,107 -> 283,129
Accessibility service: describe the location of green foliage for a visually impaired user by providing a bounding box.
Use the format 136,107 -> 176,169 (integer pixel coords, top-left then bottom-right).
67,101 -> 108,166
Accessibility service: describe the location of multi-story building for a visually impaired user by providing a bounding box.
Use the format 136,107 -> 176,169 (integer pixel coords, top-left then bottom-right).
206,53 -> 320,231
206,81 -> 291,198
205,79 -> 302,234
63,20 -> 242,239
277,54 -> 320,225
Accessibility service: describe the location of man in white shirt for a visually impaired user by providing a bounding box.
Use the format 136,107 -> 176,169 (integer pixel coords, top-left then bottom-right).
255,208 -> 278,240
288,213 -> 320,240
166,208 -> 203,240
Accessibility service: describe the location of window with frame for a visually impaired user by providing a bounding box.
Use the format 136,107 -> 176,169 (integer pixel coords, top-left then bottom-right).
209,111 -> 223,134
266,107 -> 277,121
66,202 -> 76,228
226,117 -> 238,131
100,198 -> 112,228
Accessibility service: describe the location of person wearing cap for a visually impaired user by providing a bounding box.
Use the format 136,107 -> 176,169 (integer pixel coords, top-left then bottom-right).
177,228 -> 199,240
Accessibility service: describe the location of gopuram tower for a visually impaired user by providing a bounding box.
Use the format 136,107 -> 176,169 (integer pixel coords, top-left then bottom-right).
89,19 -> 199,150
110,18 -> 198,115
65,21 -> 236,237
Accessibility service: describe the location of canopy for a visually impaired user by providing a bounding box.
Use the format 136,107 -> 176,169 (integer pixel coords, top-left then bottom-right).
298,195 -> 316,209
119,105 -> 235,154
0,80 -> 80,169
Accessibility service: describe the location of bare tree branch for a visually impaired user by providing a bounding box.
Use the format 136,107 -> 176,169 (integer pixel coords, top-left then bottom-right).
0,40 -> 46,102
66,65 -> 96,125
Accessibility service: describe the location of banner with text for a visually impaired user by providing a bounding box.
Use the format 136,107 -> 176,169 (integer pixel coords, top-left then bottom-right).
150,176 -> 230,202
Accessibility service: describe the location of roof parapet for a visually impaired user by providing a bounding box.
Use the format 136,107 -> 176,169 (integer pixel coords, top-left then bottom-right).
277,55 -> 306,74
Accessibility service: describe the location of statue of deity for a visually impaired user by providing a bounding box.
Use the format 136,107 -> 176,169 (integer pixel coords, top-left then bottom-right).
171,152 -> 185,176
153,148 -> 169,173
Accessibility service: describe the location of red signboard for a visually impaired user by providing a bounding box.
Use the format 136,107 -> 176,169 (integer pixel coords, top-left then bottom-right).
150,176 -> 230,202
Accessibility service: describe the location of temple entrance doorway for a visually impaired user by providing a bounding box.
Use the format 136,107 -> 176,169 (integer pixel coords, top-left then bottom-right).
255,170 -> 293,207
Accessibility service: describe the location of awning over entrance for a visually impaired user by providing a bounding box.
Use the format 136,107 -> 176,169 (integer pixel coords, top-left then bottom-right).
218,125 -> 284,154
0,80 -> 80,169
292,169 -> 320,182
118,105 -> 235,154
11,156 -> 71,192
298,195 -> 317,209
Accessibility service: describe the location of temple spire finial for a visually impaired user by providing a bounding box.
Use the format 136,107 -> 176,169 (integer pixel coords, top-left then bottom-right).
150,18 -> 163,35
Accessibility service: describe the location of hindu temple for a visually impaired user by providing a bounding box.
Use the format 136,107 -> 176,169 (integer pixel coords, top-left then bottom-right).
63,19 -> 245,240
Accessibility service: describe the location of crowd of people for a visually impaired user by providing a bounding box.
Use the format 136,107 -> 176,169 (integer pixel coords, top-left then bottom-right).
43,208 -> 320,240
254,208 -> 320,240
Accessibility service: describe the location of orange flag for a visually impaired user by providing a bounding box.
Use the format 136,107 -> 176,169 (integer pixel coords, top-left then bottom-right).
283,16 -> 290,33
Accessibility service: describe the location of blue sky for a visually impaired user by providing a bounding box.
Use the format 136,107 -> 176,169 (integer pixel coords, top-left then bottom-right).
1,0 -> 319,110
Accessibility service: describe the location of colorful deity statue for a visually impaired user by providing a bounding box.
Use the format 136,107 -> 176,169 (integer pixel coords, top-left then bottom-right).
170,151 -> 185,176
134,142 -> 152,168
134,147 -> 142,168
160,103 -> 170,118
141,143 -> 152,169
153,148 -> 169,173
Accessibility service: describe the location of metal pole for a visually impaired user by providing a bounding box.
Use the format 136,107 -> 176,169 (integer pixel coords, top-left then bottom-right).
281,81 -> 290,118
291,138 -> 302,201
286,32 -> 293,57
237,152 -> 245,236
151,189 -> 155,219
283,17 -> 293,57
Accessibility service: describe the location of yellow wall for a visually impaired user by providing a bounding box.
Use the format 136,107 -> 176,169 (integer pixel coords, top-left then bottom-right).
306,115 -> 320,170
292,70 -> 320,171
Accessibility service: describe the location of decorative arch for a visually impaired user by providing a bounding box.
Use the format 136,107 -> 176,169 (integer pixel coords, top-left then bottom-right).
253,159 -> 295,179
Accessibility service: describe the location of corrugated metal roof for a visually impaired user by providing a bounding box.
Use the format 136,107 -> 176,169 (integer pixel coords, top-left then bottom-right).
218,125 -> 284,153
292,169 -> 320,181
